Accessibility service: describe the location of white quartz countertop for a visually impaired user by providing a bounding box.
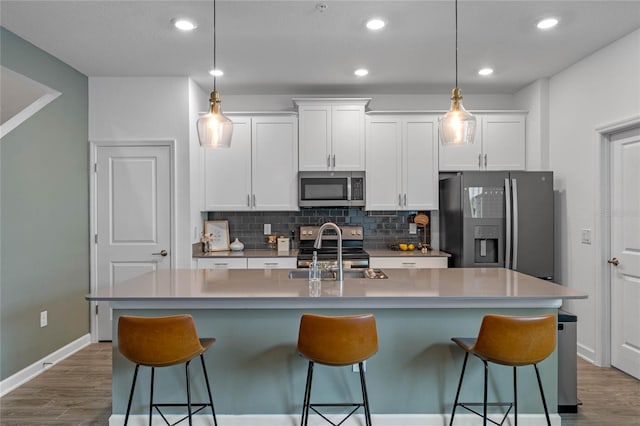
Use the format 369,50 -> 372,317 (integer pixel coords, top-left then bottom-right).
86,268 -> 587,309
366,249 -> 450,257
193,249 -> 298,258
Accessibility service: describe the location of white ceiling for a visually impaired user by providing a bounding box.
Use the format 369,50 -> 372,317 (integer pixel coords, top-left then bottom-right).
2,1 -> 640,95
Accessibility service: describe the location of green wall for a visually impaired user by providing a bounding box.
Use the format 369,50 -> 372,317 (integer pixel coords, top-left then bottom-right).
0,27 -> 89,380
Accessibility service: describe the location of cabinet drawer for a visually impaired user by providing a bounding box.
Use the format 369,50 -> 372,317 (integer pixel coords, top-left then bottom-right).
370,257 -> 448,269
196,258 -> 248,269
247,257 -> 297,269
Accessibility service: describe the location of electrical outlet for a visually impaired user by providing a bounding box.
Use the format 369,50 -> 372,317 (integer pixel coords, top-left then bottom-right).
352,361 -> 366,373
264,223 -> 271,235
581,228 -> 592,245
409,223 -> 417,234
40,311 -> 48,328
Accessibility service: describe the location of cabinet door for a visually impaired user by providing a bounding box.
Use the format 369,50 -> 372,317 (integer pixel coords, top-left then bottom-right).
332,104 -> 365,170
298,105 -> 331,171
404,117 -> 439,210
482,114 -> 526,170
365,116 -> 402,210
252,116 -> 299,210
438,124 -> 483,171
203,117 -> 252,210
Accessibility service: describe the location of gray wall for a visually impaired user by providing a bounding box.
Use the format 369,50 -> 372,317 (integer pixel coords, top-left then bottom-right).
0,28 -> 89,380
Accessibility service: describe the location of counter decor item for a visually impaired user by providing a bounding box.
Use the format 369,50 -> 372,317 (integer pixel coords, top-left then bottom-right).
277,236 -> 290,252
266,234 -> 277,249
230,238 -> 244,251
200,232 -> 213,252
204,220 -> 230,251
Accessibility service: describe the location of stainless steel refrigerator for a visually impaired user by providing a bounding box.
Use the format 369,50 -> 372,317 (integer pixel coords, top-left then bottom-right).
439,171 -> 554,280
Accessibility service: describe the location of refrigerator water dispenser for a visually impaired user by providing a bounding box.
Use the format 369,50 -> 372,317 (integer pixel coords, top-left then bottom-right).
474,225 -> 500,263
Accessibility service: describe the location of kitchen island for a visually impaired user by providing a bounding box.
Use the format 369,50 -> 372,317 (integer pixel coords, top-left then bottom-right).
87,268 -> 586,426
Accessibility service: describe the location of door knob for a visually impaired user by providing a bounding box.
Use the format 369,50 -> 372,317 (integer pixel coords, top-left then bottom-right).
152,249 -> 168,257
607,257 -> 619,266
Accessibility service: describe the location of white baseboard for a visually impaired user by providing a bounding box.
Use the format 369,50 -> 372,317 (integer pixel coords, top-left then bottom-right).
110,413 -> 562,426
0,333 -> 91,397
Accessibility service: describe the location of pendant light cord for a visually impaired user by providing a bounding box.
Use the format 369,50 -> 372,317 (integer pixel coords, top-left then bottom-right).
455,0 -> 458,89
213,0 -> 217,92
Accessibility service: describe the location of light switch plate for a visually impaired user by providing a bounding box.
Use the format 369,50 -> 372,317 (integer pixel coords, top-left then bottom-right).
581,228 -> 592,245
264,224 -> 271,235
409,223 -> 417,234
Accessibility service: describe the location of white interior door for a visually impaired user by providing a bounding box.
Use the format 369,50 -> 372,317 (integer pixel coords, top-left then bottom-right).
95,144 -> 172,340
610,130 -> 640,379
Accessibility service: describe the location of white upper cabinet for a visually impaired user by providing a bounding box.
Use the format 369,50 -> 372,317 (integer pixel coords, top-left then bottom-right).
366,114 -> 439,211
294,98 -> 370,171
439,112 -> 526,171
203,114 -> 298,211
203,116 -> 252,211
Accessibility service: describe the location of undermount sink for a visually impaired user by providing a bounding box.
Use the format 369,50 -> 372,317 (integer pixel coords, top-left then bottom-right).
287,269 -> 388,280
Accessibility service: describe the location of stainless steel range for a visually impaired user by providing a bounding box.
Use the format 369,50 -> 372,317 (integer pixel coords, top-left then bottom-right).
296,225 -> 369,269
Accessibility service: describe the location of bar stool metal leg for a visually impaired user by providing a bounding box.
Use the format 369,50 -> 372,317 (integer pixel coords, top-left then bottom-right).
358,362 -> 372,426
149,367 -> 155,426
124,364 -> 140,426
482,361 -> 488,426
513,367 -> 518,426
449,352 -> 469,426
534,364 -> 552,426
185,361 -> 193,426
200,354 -> 218,426
301,361 -> 315,426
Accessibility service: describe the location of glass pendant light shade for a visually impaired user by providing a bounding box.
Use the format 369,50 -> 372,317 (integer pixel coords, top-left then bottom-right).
440,0 -> 476,146
439,87 -> 476,145
197,90 -> 233,148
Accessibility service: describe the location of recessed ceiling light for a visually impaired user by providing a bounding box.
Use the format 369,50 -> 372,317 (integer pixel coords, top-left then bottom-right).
537,17 -> 559,30
354,68 -> 369,77
478,68 -> 494,76
209,69 -> 224,77
366,18 -> 386,31
172,18 -> 197,31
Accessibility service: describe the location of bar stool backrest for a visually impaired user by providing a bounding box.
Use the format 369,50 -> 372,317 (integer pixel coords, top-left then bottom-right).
118,314 -> 206,367
297,313 -> 378,366
472,314 -> 556,366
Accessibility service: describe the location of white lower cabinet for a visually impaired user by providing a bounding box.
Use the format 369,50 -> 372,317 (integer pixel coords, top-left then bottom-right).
247,258 -> 297,269
370,257 -> 448,269
366,113 -> 439,210
196,258 -> 248,269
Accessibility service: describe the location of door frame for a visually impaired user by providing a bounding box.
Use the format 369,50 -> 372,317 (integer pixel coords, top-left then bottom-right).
595,114 -> 640,367
88,139 -> 176,342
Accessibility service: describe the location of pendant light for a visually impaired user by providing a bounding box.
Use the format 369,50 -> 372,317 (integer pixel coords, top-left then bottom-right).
439,0 -> 476,145
197,0 -> 233,148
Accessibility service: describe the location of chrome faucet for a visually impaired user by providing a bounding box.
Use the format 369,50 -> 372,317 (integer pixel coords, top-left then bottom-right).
314,222 -> 343,283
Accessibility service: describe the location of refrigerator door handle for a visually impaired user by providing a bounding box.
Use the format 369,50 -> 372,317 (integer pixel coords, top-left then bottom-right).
512,178 -> 519,270
505,178 -> 512,269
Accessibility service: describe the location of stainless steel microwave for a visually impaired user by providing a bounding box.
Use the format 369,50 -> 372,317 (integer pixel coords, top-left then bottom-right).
298,171 -> 365,207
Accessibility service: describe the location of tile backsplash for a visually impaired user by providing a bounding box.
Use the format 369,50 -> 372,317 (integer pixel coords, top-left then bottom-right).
206,209 -> 431,250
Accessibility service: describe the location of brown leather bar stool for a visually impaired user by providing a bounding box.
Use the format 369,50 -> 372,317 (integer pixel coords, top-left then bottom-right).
118,314 -> 217,426
297,313 -> 379,426
449,314 -> 556,426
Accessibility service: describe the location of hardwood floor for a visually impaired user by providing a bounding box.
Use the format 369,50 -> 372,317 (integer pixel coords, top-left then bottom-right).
0,343 -> 112,425
1,343 -> 638,425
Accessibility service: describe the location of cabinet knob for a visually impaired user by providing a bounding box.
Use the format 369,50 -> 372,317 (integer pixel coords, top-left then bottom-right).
152,249 -> 168,257
608,257 -> 620,266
